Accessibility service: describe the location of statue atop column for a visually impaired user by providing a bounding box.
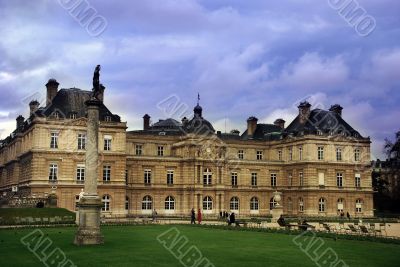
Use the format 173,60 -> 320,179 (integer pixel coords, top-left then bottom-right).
92,65 -> 102,100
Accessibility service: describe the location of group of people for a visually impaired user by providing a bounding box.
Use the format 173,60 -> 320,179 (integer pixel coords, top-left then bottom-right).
190,208 -> 203,224
277,215 -> 313,231
339,211 -> 351,220
190,209 -> 236,225
219,211 -> 236,225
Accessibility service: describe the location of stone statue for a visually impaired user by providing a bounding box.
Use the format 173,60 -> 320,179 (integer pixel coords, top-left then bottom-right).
78,188 -> 84,200
92,65 -> 101,100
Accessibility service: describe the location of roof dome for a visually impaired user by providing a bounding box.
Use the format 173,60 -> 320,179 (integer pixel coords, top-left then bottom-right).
194,104 -> 203,117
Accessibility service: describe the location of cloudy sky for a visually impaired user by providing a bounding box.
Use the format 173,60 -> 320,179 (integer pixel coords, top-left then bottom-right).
0,0 -> 399,159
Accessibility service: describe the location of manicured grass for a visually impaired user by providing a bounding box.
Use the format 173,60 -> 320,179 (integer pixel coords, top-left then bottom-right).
0,225 -> 399,267
0,208 -> 75,224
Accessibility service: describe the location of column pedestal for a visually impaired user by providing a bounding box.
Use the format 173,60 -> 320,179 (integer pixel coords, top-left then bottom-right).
74,196 -> 104,245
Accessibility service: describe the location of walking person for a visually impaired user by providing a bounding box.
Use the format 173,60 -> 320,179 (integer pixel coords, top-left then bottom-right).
197,208 -> 202,224
229,212 -> 235,225
152,209 -> 157,222
191,208 -> 196,224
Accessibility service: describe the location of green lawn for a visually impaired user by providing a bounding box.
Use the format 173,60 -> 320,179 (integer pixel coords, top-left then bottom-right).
0,225 -> 399,267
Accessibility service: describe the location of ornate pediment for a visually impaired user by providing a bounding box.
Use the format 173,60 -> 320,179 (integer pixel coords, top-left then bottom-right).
69,117 -> 87,127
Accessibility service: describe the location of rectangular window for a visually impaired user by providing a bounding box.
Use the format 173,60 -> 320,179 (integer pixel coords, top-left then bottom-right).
135,144 -> 143,156
299,172 -> 304,186
77,134 -> 86,150
158,146 -> 164,156
251,172 -> 257,186
278,150 -> 282,161
76,165 -> 85,183
144,169 -> 151,184
167,170 -> 174,185
103,165 -> 111,182
288,173 -> 292,187
318,172 -> 325,186
237,150 -> 244,160
355,173 -> 361,188
336,148 -> 342,161
49,164 -> 58,181
256,151 -> 263,160
125,170 -> 128,185
289,148 -> 293,161
104,135 -> 112,151
354,148 -> 361,161
271,173 -> 277,187
50,132 -> 58,149
318,147 -> 324,160
336,172 -> 343,187
231,172 -> 238,186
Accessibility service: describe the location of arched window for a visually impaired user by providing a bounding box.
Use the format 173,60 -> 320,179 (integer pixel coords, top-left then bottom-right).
287,197 -> 293,213
165,196 -> 175,210
337,198 -> 344,213
270,197 -> 277,210
298,197 -> 304,212
102,195 -> 111,211
203,168 -> 212,185
142,195 -> 152,210
318,198 -> 326,212
125,196 -> 129,210
203,196 -> 213,210
356,199 -> 363,213
230,197 -> 239,210
250,197 -> 259,210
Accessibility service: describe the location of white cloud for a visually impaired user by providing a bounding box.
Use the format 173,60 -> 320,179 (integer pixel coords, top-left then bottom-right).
278,52 -> 349,91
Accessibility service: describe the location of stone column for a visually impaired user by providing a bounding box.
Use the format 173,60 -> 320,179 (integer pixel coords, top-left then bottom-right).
74,99 -> 104,245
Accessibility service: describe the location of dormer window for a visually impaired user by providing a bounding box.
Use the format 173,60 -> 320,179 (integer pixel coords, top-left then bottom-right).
70,113 -> 77,119
53,111 -> 60,119
105,116 -> 112,122
317,130 -> 323,136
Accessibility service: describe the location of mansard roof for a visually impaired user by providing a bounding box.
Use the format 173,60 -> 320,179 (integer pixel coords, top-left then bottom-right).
284,108 -> 362,138
35,88 -> 120,122
241,124 -> 283,140
152,118 -> 182,128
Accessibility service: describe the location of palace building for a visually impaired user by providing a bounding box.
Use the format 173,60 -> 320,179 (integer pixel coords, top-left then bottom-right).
0,79 -> 373,218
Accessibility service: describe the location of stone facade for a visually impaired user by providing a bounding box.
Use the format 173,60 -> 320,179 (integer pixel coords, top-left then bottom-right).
0,80 -> 373,218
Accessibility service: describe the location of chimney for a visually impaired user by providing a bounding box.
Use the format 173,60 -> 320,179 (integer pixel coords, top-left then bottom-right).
97,84 -> 105,102
46,78 -> 59,106
181,116 -> 188,127
143,114 -> 150,130
298,101 -> 311,124
329,104 -> 343,117
247,116 -> 258,137
16,115 -> 24,129
274,118 -> 285,129
29,100 -> 40,115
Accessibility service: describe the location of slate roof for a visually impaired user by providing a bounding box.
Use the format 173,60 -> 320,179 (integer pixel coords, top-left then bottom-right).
241,124 -> 283,140
152,118 -> 182,129
36,88 -> 120,122
184,114 -> 215,135
284,109 -> 362,138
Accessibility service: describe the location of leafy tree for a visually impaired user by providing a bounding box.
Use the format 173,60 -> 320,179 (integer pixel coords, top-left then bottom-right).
384,130 -> 400,159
